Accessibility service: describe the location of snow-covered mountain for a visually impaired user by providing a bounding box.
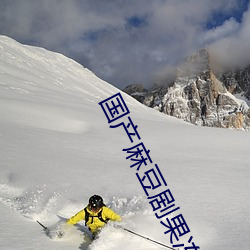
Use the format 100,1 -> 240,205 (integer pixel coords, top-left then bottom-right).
124,49 -> 250,130
0,36 -> 250,250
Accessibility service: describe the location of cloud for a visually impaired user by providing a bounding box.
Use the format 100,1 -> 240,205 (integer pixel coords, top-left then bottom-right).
208,3 -> 250,68
0,0 -> 249,89
200,18 -> 240,45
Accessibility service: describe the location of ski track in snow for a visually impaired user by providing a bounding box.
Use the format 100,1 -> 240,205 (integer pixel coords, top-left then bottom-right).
0,180 -> 165,250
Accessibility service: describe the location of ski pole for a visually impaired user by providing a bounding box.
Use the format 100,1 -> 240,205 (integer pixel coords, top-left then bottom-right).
37,220 -> 48,231
122,227 -> 177,250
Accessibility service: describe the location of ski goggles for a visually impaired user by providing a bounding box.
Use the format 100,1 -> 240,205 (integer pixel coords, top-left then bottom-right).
89,205 -> 101,212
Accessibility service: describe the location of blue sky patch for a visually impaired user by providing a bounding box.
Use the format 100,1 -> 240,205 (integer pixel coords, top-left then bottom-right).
126,15 -> 148,28
206,0 -> 249,29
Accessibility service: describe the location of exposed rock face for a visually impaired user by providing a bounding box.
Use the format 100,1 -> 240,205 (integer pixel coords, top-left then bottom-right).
123,84 -> 147,103
217,66 -> 250,99
123,49 -> 250,130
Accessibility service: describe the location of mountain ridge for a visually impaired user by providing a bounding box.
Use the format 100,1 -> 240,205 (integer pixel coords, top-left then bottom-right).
123,49 -> 250,130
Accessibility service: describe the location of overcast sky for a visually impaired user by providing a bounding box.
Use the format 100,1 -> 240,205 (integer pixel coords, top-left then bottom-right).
0,0 -> 249,89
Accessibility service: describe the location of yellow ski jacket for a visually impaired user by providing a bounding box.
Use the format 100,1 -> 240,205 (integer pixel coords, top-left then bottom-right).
67,206 -> 121,233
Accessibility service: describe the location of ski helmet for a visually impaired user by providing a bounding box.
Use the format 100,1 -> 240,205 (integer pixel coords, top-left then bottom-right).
89,195 -> 104,210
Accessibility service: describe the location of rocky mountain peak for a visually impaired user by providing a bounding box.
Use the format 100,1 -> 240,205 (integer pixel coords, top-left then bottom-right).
123,49 -> 250,130
177,49 -> 210,78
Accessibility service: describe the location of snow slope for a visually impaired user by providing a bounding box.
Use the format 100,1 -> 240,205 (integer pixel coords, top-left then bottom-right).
0,36 -> 250,250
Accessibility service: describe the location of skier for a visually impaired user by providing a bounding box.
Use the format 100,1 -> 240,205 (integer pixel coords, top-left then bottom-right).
66,194 -> 122,239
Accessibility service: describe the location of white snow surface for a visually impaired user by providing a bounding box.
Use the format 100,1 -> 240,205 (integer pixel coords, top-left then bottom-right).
0,35 -> 250,250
